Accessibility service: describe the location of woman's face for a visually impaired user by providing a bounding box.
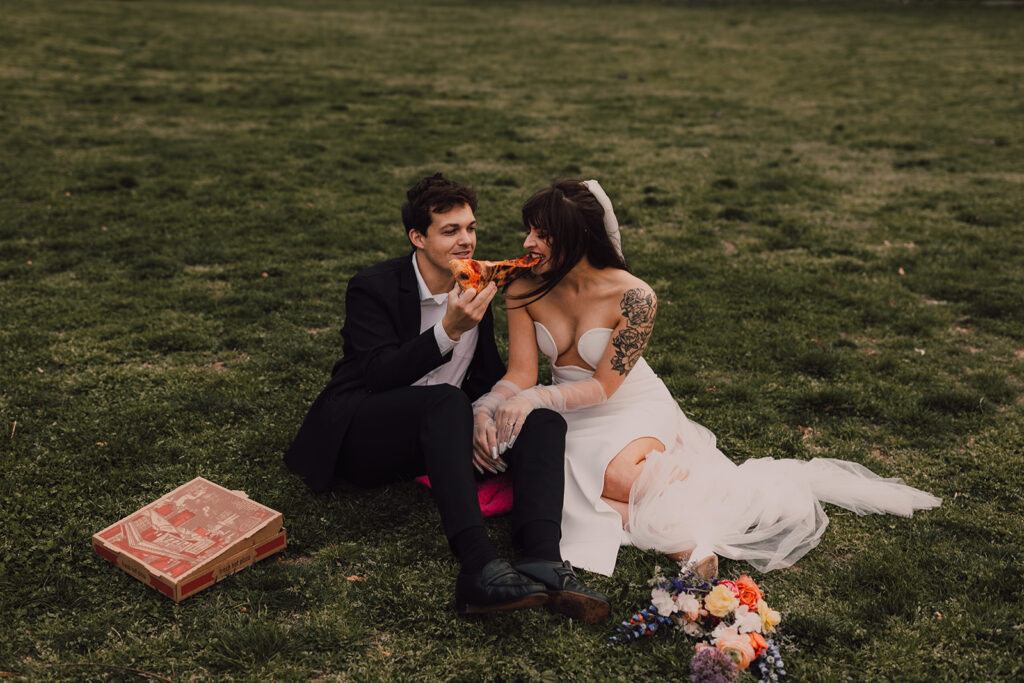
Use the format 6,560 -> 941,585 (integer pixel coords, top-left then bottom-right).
523,224 -> 553,274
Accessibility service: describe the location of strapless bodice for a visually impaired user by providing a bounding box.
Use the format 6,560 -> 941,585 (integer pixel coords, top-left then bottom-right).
534,320 -> 658,385
534,321 -> 611,379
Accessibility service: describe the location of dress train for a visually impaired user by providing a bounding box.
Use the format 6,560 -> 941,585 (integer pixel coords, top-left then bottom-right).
626,411 -> 942,572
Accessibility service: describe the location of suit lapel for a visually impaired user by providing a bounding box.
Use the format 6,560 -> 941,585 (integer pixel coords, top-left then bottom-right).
397,254 -> 421,342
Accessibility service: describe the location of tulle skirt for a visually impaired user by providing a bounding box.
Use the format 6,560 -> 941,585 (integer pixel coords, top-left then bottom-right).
626,411 -> 943,572
554,356 -> 941,575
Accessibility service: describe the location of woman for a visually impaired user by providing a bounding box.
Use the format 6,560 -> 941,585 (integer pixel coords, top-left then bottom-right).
471,179 -> 941,577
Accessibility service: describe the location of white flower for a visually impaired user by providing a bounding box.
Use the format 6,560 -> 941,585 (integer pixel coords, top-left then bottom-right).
733,604 -> 763,634
676,593 -> 701,621
682,621 -> 704,637
651,587 -> 678,615
711,622 -> 738,642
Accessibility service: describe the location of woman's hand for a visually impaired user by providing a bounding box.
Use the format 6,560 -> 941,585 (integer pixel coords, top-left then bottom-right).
493,395 -> 535,454
473,412 -> 505,474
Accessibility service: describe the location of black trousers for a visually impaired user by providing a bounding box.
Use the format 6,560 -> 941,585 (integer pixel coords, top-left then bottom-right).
336,384 -> 567,545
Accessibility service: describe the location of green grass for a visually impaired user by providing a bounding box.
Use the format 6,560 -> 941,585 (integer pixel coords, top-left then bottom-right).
2,0 -> 1023,680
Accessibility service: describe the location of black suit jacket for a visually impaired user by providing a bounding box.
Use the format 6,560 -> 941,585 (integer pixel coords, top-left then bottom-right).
284,254 -> 506,491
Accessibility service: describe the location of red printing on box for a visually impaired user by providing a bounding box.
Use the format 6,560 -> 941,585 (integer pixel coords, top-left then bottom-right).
181,571 -> 215,596
149,575 -> 174,598
94,543 -> 118,564
255,534 -> 286,559
168,509 -> 196,527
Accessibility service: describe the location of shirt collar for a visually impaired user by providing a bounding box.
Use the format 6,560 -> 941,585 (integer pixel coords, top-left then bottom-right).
411,253 -> 448,305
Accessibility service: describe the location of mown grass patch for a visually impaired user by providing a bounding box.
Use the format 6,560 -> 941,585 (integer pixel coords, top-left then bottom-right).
2,0 -> 1023,680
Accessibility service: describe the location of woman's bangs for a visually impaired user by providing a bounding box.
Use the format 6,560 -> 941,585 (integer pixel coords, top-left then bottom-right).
520,191 -> 549,234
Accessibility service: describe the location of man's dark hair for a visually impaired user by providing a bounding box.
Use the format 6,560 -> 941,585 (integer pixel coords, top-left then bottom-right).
401,173 -> 478,236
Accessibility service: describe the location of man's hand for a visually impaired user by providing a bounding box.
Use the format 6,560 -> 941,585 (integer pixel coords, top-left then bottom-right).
442,282 -> 497,341
473,412 -> 505,474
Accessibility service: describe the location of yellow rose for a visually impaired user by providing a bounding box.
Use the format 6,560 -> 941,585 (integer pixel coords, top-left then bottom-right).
704,584 -> 741,618
757,598 -> 781,633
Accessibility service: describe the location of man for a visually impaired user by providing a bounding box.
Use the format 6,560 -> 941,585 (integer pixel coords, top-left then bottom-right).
285,173 -> 609,622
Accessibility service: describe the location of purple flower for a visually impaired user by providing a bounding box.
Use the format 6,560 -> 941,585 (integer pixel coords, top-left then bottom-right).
690,647 -> 738,683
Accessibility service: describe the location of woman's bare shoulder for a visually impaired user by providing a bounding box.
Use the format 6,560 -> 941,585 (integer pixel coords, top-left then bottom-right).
505,275 -> 544,315
608,271 -> 657,303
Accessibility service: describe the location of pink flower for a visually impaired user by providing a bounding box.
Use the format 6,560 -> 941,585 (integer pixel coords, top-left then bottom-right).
718,580 -> 740,597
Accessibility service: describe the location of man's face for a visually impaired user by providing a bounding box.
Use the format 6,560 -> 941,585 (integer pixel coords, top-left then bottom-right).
409,203 -> 477,277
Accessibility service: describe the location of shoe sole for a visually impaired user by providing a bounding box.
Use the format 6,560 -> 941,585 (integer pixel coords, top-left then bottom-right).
457,592 -> 548,615
695,555 -> 718,580
546,590 -> 611,625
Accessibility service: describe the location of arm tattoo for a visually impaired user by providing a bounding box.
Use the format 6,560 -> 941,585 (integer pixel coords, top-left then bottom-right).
610,288 -> 657,376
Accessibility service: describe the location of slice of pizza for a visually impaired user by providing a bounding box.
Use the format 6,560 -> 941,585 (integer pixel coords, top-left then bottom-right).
449,255 -> 540,292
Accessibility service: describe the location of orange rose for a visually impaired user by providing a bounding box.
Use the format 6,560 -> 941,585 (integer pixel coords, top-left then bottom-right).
748,632 -> 768,658
715,633 -> 755,670
735,575 -> 763,611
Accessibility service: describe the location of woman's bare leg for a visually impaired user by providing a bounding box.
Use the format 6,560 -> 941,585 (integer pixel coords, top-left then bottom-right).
601,437 -> 665,526
602,437 -> 718,578
601,496 -> 629,526
667,548 -> 693,563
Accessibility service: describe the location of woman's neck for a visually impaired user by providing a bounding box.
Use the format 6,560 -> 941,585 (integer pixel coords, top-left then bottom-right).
558,257 -> 601,294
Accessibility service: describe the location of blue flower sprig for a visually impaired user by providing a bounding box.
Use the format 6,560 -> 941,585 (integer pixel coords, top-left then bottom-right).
754,639 -> 787,683
608,604 -> 676,645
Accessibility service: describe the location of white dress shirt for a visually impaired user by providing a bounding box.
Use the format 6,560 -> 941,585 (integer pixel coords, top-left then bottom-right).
410,253 -> 479,387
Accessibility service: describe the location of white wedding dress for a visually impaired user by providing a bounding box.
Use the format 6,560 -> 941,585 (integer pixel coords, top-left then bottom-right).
534,321 -> 942,577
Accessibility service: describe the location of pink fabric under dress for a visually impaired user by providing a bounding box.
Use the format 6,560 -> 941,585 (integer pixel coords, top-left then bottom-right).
414,474 -> 513,517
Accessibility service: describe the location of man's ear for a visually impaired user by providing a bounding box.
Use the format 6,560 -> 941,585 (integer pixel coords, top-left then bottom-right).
408,228 -> 426,250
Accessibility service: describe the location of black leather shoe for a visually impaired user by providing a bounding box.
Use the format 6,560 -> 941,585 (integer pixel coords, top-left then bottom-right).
455,559 -> 549,615
513,559 -> 611,624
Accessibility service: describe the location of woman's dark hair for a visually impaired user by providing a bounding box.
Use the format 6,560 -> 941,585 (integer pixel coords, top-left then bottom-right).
511,178 -> 629,305
402,173 -> 478,237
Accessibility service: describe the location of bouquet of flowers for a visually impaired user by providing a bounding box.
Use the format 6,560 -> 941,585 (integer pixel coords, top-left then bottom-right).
609,564 -> 786,683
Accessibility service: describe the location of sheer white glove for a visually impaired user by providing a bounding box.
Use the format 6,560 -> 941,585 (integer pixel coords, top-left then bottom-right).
471,379 -> 522,419
471,380 -> 522,471
493,377 -> 608,451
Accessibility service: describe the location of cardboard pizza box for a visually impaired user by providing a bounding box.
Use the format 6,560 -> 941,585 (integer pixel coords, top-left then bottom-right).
92,477 -> 286,602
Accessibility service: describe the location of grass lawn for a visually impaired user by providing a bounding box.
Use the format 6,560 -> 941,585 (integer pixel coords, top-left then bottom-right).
2,0 -> 1023,680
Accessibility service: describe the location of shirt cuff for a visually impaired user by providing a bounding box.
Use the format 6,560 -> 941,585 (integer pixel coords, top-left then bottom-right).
433,320 -> 458,356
